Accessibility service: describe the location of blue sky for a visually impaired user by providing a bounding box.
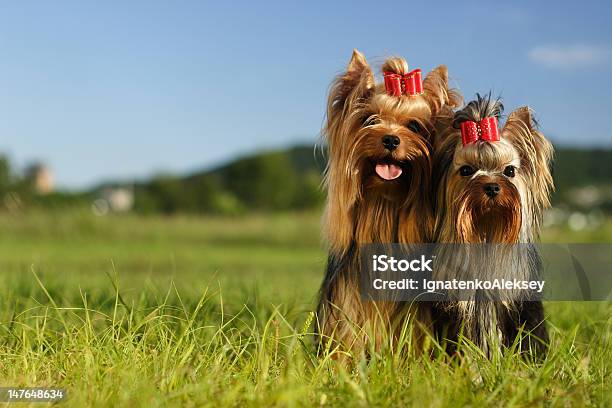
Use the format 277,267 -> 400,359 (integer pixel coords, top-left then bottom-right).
0,1 -> 611,188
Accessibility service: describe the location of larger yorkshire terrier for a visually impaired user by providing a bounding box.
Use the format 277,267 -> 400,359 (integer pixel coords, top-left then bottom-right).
316,49 -> 460,355
431,94 -> 554,357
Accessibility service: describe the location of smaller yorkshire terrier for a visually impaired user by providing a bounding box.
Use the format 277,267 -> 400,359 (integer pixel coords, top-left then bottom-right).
431,94 -> 554,357
317,50 -> 461,356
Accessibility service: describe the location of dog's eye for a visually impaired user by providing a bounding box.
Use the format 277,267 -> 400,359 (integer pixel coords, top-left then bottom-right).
363,116 -> 378,127
503,165 -> 516,178
459,165 -> 476,177
405,120 -> 423,134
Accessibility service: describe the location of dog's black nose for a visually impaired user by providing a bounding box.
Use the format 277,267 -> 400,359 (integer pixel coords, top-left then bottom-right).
483,183 -> 501,198
382,135 -> 400,151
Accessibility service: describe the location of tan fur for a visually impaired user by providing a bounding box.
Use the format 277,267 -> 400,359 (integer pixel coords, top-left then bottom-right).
432,98 -> 554,354
433,105 -> 554,244
318,50 -> 460,357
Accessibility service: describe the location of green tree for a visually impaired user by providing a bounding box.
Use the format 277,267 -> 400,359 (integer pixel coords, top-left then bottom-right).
221,152 -> 299,210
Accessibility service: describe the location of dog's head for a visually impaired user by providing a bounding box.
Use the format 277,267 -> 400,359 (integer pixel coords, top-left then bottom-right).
324,50 -> 460,251
433,94 -> 554,243
326,50 -> 460,202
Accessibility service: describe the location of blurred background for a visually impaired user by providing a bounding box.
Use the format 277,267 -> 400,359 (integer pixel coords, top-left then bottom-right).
0,1 -> 610,230
0,1 -> 611,297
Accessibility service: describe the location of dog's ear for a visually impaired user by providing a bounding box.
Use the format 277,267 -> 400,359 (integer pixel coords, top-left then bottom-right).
504,107 -> 554,176
347,49 -> 371,78
504,107 -> 555,227
423,65 -> 462,115
327,49 -> 375,122
323,50 -> 374,254
505,106 -> 536,133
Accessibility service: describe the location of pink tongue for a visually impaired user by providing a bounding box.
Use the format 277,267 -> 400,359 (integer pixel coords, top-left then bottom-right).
375,163 -> 402,180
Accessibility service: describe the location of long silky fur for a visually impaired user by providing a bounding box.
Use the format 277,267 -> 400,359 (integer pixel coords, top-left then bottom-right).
316,50 -> 461,356
431,94 -> 554,358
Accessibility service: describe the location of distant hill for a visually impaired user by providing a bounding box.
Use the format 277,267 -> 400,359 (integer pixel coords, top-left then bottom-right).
552,148 -> 612,191
5,144 -> 610,215
128,145 -> 612,214
133,145 -> 326,214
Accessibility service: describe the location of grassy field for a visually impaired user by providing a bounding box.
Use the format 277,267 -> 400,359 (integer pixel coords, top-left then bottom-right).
0,210 -> 610,407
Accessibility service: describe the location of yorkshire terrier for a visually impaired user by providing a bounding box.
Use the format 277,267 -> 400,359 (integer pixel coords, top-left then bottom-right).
431,94 -> 554,357
316,49 -> 461,355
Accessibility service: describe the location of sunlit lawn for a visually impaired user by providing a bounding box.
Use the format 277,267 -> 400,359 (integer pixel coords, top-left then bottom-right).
0,210 -> 609,406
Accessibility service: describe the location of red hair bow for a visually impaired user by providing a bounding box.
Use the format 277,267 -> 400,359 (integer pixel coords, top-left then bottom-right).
460,117 -> 500,145
383,69 -> 423,96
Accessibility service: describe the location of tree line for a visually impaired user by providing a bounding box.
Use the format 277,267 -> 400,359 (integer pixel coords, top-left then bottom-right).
1,146 -> 611,214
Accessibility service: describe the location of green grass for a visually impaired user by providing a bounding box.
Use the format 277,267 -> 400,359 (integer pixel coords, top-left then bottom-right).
0,210 -> 610,407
